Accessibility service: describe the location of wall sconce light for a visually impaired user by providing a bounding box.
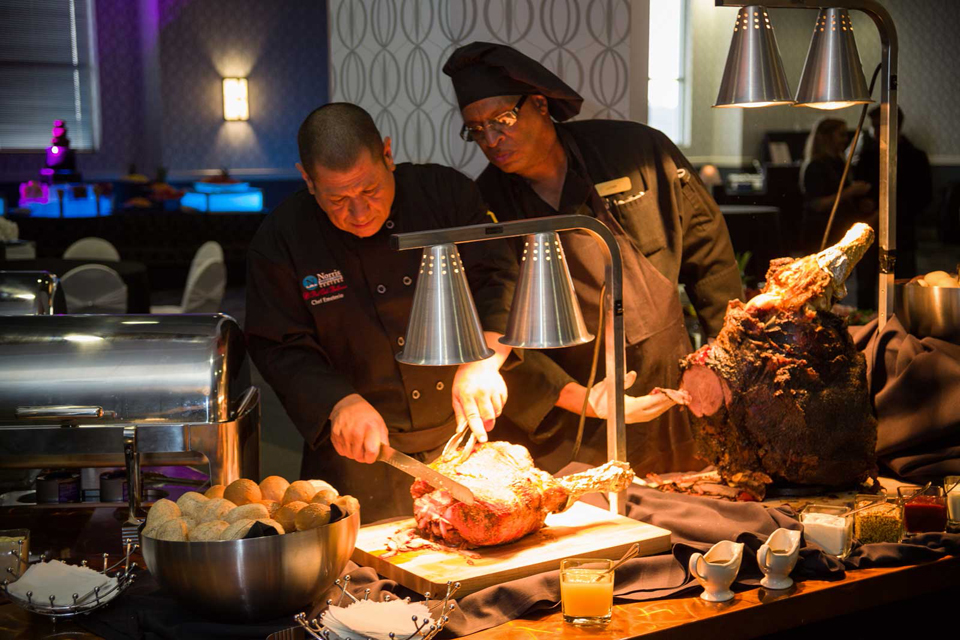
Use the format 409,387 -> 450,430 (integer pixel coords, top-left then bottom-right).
222,77 -> 249,121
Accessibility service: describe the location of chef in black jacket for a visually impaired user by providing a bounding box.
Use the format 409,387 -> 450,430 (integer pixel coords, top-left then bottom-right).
246,104 -> 515,522
442,43 -> 744,475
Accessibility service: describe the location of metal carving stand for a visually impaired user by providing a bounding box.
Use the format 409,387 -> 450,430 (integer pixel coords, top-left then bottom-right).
392,214 -> 627,514
122,426 -> 144,547
715,0 -> 898,329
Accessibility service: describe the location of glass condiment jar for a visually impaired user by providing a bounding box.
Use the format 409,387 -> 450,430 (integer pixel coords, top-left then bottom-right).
853,494 -> 901,544
945,476 -> 960,532
800,503 -> 853,559
898,485 -> 948,536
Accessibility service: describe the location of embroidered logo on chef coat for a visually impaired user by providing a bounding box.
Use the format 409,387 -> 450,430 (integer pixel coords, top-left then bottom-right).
301,269 -> 347,305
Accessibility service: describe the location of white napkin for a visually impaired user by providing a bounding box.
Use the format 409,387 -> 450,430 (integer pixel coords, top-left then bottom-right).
7,559 -> 117,607
322,599 -> 435,640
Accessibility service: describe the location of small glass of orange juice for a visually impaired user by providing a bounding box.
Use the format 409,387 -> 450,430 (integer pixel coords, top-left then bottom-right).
560,558 -> 614,625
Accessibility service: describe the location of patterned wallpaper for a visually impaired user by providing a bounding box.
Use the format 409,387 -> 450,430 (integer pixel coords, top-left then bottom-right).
328,0 -> 631,178
3,0 -> 956,183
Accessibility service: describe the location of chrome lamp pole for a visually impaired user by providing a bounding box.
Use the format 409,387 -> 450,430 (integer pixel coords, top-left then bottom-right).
715,0 -> 898,330
391,214 -> 627,514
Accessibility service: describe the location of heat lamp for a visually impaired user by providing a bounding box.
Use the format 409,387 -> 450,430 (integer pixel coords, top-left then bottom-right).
714,0 -> 897,330
391,215 -> 627,514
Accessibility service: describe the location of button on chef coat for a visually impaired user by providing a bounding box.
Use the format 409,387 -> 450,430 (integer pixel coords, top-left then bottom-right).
245,163 -> 516,455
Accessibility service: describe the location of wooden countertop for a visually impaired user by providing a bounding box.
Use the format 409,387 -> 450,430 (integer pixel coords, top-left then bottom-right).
462,555 -> 960,640
2,555 -> 957,639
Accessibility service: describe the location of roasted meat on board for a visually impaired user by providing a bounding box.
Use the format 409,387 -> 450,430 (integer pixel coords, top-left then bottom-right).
680,223 -> 879,499
411,441 -> 634,547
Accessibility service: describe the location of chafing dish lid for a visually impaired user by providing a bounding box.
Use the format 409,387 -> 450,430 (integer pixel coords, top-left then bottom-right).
0,314 -> 244,425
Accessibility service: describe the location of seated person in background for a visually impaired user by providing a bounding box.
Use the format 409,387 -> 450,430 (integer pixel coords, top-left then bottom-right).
853,106 -> 933,280
800,117 -> 877,308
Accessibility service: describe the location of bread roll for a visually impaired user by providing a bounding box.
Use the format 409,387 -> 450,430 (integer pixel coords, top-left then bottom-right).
224,479 -> 262,506
199,497 -> 237,523
311,489 -> 338,506
306,479 -> 339,497
204,484 -> 226,499
275,501 -> 309,532
176,492 -> 209,520
260,499 -> 281,518
295,503 -> 332,531
258,476 -> 290,503
334,495 -> 360,515
220,519 -> 255,541
189,520 -> 230,541
144,498 -> 181,532
155,517 -> 191,541
281,480 -> 316,505
224,502 -> 270,524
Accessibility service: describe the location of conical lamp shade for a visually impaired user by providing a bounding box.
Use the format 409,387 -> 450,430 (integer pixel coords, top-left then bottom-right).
714,6 -> 793,108
500,232 -> 593,349
795,8 -> 872,110
396,244 -> 494,365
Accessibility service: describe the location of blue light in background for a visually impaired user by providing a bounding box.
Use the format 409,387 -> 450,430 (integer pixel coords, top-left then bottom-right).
181,188 -> 263,212
19,189 -> 113,218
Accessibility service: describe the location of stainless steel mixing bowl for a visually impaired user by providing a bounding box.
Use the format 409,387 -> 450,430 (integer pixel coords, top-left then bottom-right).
895,282 -> 960,343
141,511 -> 359,622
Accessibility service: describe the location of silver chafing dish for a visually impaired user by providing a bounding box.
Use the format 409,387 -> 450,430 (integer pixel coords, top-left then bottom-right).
0,271 -> 65,315
0,314 -> 260,504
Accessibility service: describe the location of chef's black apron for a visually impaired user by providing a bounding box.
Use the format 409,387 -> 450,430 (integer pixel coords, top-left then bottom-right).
494,132 -> 699,475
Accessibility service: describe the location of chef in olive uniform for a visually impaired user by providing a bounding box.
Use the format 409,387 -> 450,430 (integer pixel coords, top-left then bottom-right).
246,104 -> 515,522
442,43 -> 744,475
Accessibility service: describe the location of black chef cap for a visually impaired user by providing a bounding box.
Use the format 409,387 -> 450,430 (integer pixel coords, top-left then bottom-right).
442,42 -> 583,122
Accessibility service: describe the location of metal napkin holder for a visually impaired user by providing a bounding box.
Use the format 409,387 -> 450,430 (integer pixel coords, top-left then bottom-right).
295,576 -> 460,640
0,541 -> 139,618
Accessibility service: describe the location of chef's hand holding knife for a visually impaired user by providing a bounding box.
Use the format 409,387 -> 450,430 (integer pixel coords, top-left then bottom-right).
451,332 -> 512,442
329,393 -> 389,464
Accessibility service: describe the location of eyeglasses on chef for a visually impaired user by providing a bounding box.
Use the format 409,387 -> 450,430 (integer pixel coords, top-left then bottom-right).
459,95 -> 528,143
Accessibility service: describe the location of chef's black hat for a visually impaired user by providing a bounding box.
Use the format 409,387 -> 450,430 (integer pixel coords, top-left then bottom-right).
442,42 -> 583,122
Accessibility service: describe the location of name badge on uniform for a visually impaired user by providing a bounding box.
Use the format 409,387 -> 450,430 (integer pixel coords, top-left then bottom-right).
595,176 -> 632,198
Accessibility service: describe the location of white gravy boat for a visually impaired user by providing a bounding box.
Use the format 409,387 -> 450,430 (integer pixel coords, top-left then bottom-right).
688,540 -> 743,602
757,528 -> 802,590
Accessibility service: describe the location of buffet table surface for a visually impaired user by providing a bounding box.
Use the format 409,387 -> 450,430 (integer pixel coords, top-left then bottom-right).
2,555 -> 958,640
1,492 -> 958,640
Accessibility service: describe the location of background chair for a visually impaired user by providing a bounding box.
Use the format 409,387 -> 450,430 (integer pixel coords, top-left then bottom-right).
150,258 -> 226,314
60,264 -> 128,313
63,237 -> 121,261
188,241 -> 224,282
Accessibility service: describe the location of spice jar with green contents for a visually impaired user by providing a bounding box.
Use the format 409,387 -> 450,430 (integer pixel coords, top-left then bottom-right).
853,494 -> 901,544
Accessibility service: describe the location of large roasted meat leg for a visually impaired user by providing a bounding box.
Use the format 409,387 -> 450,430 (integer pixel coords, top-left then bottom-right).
680,223 -> 878,499
411,441 -> 634,547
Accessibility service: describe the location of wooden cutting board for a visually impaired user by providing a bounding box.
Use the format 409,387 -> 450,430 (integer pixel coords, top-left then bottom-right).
352,501 -> 671,596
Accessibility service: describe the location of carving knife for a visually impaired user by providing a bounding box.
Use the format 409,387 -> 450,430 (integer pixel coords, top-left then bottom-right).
377,444 -> 475,505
